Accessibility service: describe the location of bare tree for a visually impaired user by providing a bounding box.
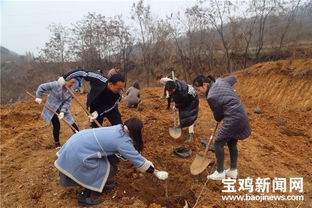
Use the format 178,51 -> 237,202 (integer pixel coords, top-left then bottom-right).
191,0 -> 235,73
250,0 -> 277,58
70,12 -> 110,69
240,6 -> 258,68
111,15 -> 134,87
38,23 -> 69,64
167,11 -> 192,81
277,0 -> 302,50
148,19 -> 174,78
131,0 -> 153,86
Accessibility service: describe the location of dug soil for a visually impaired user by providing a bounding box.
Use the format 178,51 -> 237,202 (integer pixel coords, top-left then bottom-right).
1,59 -> 311,207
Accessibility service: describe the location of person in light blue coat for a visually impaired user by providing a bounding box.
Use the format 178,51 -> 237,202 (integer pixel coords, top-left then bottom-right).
54,118 -> 169,207
35,78 -> 79,148
193,75 -> 251,180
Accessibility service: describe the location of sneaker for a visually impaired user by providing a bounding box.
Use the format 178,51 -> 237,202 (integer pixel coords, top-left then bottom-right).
207,170 -> 225,180
185,133 -> 194,143
225,169 -> 238,179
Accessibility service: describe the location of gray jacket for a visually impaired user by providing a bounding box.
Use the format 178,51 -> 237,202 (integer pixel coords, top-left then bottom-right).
36,81 -> 75,125
124,87 -> 140,107
207,76 -> 251,141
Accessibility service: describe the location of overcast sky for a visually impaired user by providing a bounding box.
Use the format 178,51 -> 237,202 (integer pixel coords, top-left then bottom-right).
1,0 -> 197,56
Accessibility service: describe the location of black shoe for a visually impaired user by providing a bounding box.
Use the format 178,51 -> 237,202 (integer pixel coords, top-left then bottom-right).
55,142 -> 61,150
78,192 -> 102,207
103,184 -> 116,192
173,147 -> 192,158
78,197 -> 102,207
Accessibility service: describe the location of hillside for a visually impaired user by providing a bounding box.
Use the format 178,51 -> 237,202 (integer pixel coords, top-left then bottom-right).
0,59 -> 311,207
0,46 -> 22,65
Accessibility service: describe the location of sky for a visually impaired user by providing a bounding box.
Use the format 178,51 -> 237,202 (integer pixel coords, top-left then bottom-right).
1,0 -> 197,56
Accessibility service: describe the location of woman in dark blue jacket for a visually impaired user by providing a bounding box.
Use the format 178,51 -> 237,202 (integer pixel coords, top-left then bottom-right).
193,75 -> 251,180
165,79 -> 199,142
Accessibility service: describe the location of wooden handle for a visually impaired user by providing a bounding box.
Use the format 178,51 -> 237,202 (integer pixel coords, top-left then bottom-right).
25,90 -> 78,133
203,122 -> 219,155
64,85 -> 102,127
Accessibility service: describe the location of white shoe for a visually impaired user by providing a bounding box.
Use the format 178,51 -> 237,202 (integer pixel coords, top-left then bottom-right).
225,169 -> 238,178
207,170 -> 225,180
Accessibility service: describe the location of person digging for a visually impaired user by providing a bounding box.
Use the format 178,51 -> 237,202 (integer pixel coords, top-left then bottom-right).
35,77 -> 79,149
193,75 -> 251,180
165,79 -> 199,142
59,70 -> 125,128
54,118 -> 168,206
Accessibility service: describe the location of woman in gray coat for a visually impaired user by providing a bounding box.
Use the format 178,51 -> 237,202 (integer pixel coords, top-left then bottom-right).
193,75 -> 251,180
35,78 -> 79,149
124,82 -> 141,108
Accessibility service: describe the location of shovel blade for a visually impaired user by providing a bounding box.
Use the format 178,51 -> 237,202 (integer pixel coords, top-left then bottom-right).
190,154 -> 212,175
169,127 -> 181,139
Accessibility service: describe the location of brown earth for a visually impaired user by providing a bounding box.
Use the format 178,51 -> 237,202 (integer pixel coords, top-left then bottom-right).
1,59 -> 312,208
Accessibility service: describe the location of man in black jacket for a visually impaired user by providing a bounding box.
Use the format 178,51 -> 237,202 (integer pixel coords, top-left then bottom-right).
165,79 -> 199,142
58,69 -> 125,128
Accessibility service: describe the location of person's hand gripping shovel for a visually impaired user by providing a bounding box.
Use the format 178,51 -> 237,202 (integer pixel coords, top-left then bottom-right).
63,84 -> 102,127
190,122 -> 219,175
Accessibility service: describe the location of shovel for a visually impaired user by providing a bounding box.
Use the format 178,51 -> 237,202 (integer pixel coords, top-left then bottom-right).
25,90 -> 79,133
190,122 -> 219,175
169,109 -> 181,139
64,85 -> 102,127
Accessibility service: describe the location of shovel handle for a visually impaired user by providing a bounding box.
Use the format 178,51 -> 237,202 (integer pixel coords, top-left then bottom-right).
25,90 -> 78,133
173,109 -> 177,127
64,85 -> 102,127
203,122 -> 219,155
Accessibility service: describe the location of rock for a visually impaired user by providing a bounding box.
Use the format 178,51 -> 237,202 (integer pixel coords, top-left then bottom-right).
253,107 -> 262,114
132,173 -> 138,179
276,118 -> 287,126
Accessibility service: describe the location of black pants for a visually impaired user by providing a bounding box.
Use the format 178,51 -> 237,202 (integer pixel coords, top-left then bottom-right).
214,138 -> 238,173
51,113 -> 79,144
90,108 -> 122,128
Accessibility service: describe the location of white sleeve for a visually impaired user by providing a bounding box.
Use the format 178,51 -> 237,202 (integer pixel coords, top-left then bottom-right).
160,77 -> 172,85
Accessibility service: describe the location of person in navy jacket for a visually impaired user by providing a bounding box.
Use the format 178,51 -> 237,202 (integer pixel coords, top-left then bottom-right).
58,69 -> 125,128
193,75 -> 251,180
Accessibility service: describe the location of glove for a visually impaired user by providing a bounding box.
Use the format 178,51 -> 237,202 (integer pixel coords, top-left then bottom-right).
165,90 -> 170,99
35,98 -> 42,104
173,106 -> 178,111
57,77 -> 66,86
58,112 -> 64,120
88,111 -> 98,122
154,170 -> 169,180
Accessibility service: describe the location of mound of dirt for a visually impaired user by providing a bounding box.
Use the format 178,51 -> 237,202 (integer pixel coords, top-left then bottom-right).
1,59 -> 311,207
